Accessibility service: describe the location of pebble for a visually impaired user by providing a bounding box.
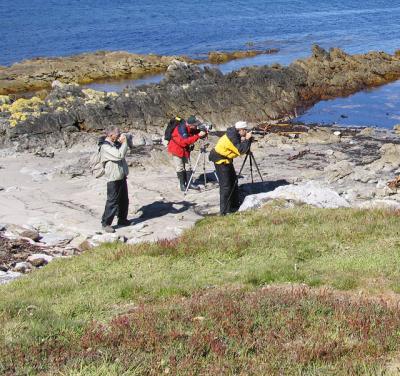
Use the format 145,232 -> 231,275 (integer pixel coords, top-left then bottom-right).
20,229 -> 41,242
91,233 -> 120,244
119,235 -> 128,243
13,262 -> 32,273
78,240 -> 94,251
27,254 -> 54,267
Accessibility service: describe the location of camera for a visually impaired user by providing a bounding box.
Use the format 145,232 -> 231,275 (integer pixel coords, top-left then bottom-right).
196,122 -> 213,132
120,132 -> 134,149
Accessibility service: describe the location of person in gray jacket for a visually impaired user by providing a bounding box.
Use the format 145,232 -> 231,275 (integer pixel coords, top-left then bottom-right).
99,126 -> 130,233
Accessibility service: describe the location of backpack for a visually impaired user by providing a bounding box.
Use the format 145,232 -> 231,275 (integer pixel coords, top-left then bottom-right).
164,117 -> 183,144
89,146 -> 105,178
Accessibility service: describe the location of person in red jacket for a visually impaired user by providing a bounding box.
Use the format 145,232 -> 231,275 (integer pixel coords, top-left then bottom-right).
168,115 -> 206,191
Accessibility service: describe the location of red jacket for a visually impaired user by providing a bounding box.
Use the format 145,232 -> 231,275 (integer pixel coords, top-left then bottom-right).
168,125 -> 200,158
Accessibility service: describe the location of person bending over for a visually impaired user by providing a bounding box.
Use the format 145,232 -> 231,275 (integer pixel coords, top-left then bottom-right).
168,115 -> 206,191
209,121 -> 252,215
99,126 -> 130,233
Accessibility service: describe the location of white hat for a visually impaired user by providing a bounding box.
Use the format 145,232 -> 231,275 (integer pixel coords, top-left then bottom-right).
235,121 -> 248,129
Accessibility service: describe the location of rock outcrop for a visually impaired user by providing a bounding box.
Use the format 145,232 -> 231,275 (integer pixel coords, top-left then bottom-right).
1,46 -> 400,150
239,181 -> 350,211
0,49 -> 278,95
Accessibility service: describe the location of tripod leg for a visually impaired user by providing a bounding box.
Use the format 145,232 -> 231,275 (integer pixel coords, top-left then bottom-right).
237,152 -> 249,176
184,153 -> 201,195
249,152 -> 254,183
251,153 -> 264,182
202,152 -> 207,187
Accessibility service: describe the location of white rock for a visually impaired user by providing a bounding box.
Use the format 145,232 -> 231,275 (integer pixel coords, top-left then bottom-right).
40,233 -> 73,246
91,233 -> 120,244
0,271 -> 22,285
27,254 -> 54,267
239,181 -> 350,211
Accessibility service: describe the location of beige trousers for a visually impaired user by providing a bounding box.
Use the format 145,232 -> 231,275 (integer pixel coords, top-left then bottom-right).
172,155 -> 192,173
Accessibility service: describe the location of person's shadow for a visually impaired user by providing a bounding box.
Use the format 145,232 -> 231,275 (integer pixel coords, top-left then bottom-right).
131,200 -> 196,225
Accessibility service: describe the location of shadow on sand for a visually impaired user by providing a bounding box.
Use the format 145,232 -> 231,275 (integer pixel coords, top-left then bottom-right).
124,179 -> 289,227
131,200 -> 196,225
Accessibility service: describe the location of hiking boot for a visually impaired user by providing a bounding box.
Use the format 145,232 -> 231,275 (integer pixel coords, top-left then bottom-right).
117,219 -> 131,226
177,171 -> 186,192
102,225 -> 115,233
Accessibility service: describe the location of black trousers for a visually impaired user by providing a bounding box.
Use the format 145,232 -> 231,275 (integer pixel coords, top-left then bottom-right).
214,163 -> 239,215
101,178 -> 129,226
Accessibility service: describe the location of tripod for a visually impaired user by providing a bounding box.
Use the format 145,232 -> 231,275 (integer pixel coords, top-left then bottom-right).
184,139 -> 219,195
238,145 -> 264,184
222,142 -> 263,214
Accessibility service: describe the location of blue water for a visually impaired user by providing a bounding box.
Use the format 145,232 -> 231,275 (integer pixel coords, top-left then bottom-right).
297,80 -> 400,129
2,0 -> 400,128
2,0 -> 400,66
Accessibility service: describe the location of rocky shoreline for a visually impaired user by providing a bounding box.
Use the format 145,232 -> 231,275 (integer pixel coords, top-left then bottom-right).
2,44 -> 400,285
0,49 -> 278,96
1,45 -> 400,151
3,123 -> 400,284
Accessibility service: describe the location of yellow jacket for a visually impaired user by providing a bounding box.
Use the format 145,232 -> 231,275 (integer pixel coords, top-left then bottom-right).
209,127 -> 251,164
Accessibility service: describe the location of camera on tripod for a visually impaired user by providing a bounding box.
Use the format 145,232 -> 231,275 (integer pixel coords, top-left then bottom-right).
196,122 -> 213,133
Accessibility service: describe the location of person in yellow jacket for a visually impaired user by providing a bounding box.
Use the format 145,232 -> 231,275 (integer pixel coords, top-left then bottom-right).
209,121 -> 252,215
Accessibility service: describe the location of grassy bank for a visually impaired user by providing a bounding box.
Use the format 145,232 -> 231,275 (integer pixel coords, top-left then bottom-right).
2,206 -> 400,374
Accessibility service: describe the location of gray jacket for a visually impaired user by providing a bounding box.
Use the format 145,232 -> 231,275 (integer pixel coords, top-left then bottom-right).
100,140 -> 129,182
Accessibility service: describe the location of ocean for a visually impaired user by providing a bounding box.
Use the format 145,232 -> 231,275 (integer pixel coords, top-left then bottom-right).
2,0 -> 400,128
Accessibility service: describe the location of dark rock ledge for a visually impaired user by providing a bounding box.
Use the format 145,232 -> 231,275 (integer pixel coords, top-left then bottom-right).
1,45 -> 400,150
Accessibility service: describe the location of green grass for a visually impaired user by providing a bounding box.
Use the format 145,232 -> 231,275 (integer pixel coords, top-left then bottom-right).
2,206 -> 400,374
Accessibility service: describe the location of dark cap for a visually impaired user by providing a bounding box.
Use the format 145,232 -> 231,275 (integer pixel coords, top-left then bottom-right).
187,115 -> 200,125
